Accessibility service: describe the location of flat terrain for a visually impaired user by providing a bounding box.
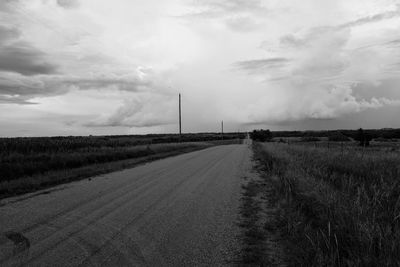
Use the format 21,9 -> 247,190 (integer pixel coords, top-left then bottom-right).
0,143 -> 250,266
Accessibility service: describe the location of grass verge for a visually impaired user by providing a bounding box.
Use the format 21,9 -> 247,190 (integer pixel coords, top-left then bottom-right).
238,146 -> 287,266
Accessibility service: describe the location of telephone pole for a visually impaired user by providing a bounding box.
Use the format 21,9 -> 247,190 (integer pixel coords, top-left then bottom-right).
179,93 -> 182,138
221,120 -> 224,140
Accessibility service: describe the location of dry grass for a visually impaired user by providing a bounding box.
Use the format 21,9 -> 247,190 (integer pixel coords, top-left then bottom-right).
0,142 -> 214,199
253,141 -> 400,266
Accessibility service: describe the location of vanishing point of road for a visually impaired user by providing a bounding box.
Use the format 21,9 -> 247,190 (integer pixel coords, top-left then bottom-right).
0,142 -> 253,266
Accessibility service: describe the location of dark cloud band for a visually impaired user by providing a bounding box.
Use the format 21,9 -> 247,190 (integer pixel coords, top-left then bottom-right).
234,57 -> 290,73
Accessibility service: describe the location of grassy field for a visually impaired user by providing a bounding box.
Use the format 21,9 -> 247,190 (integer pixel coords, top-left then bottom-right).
252,140 -> 400,266
0,133 -> 244,198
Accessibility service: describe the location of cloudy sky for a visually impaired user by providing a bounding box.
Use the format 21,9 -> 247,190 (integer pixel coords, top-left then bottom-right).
1,0 -> 400,136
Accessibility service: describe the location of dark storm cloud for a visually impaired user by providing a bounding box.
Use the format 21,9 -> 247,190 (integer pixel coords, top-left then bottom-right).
0,0 -> 15,12
0,44 -> 58,75
0,74 -> 152,105
0,75 -> 68,104
279,34 -> 306,48
182,0 -> 268,30
199,0 -> 266,14
0,96 -> 37,105
0,20 -> 156,105
234,58 -> 290,73
0,26 -> 19,43
278,26 -> 341,49
62,77 -> 149,91
386,39 -> 400,47
56,0 -> 79,9
0,22 -> 152,105
0,25 -> 60,104
0,25 -> 58,76
279,6 -> 400,50
86,118 -> 172,128
338,6 -> 400,29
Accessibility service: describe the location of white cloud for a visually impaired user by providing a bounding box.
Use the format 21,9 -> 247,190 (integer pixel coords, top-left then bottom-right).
86,92 -> 176,128
231,2 -> 400,126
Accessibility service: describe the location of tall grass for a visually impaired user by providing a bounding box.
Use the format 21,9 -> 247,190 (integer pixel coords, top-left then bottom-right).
253,142 -> 400,266
0,133 -> 245,198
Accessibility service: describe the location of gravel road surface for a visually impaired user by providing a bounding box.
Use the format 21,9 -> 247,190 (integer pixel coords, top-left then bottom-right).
0,143 -> 251,266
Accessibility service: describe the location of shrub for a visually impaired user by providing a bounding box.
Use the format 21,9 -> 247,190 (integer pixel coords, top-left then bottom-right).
301,136 -> 321,142
328,132 -> 351,142
250,129 -> 272,142
355,128 -> 372,146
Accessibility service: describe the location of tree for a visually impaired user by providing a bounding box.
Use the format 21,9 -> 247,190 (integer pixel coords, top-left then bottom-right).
355,128 -> 371,146
250,129 -> 272,142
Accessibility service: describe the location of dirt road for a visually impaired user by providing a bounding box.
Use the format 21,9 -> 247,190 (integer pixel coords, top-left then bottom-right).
0,143 -> 251,266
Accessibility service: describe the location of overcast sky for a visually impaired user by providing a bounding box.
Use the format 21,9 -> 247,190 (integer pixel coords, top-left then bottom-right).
1,0 -> 400,136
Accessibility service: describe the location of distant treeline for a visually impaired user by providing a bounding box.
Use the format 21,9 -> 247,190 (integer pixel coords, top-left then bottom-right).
271,128 -> 400,140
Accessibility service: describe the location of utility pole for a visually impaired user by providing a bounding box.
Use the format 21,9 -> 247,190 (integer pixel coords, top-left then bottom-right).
179,93 -> 182,139
221,120 -> 224,140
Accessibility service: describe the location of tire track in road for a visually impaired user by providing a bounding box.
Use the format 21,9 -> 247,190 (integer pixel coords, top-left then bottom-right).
76,149 -> 229,266
23,147 -> 228,266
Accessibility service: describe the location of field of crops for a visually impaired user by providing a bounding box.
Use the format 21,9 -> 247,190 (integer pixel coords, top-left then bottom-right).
0,133 -> 245,198
252,140 -> 400,266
